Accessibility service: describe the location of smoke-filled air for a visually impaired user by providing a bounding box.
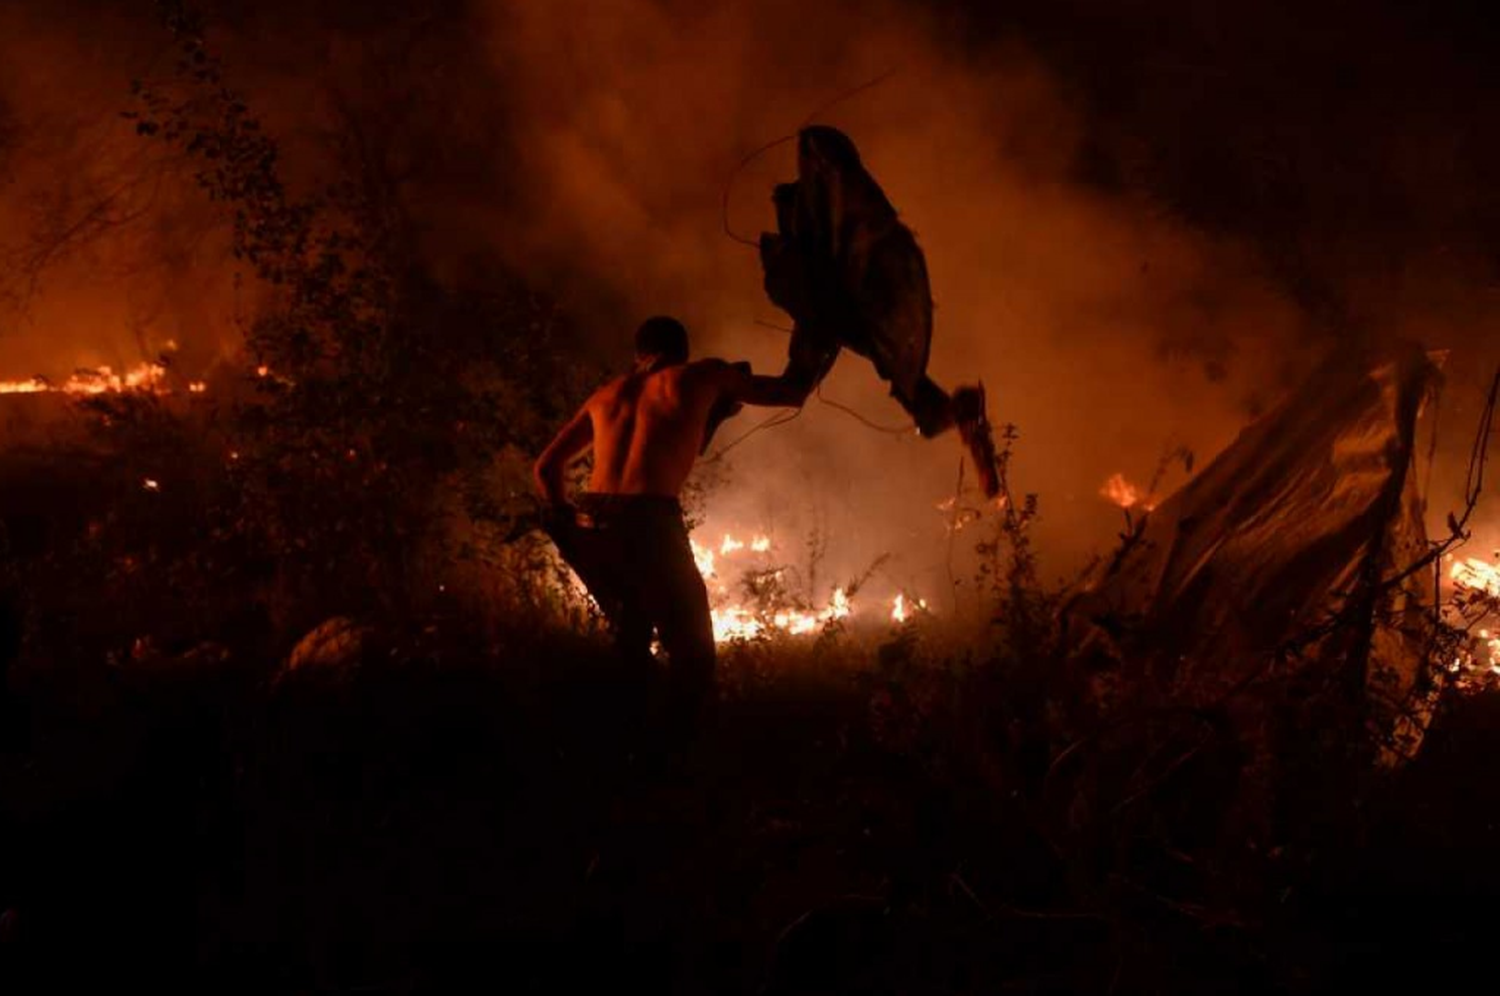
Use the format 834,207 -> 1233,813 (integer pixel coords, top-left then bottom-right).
5,1 -> 1500,991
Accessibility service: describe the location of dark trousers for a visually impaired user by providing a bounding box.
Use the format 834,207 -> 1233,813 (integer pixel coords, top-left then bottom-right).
548,493 -> 716,736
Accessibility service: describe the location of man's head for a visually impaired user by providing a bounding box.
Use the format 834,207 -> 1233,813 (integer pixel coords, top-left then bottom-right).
634,316 -> 689,367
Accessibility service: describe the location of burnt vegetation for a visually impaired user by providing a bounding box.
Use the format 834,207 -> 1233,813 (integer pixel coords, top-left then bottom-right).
3,3 -> 1500,993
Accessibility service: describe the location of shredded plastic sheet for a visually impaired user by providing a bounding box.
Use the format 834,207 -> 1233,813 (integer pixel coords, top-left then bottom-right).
1065,342 -> 1440,763
759,126 -> 934,415
754,126 -> 1000,495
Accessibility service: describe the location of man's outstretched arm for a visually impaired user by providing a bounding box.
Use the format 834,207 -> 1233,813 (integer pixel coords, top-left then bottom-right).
533,407 -> 593,507
719,362 -> 814,408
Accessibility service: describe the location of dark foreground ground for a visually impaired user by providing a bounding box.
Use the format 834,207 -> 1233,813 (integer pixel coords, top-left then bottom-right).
1,625 -> 1499,994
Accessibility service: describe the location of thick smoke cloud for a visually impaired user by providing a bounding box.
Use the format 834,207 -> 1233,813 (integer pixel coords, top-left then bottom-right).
476,0 -> 1310,595
3,0 -> 1500,602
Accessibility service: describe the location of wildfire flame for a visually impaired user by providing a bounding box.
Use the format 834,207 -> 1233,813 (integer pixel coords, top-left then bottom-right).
1451,556 -> 1500,599
691,540 -> 717,578
692,531 -> 921,643
0,361 -> 210,397
1100,472 -> 1142,509
890,593 -> 928,623
1444,554 -> 1500,686
1,362 -> 166,395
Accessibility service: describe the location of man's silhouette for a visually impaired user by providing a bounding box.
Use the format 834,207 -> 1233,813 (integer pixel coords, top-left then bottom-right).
534,316 -> 807,738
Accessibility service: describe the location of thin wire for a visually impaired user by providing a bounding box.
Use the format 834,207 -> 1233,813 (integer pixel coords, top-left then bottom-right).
798,66 -> 904,128
701,368 -> 909,469
703,405 -> 804,463
720,66 -> 902,250
815,383 -> 912,435
721,133 -> 797,248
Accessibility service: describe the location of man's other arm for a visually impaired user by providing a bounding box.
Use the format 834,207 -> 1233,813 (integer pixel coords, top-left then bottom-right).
533,406 -> 593,507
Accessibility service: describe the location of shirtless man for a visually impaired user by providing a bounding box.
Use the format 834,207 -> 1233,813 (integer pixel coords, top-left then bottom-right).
534,316 -> 808,736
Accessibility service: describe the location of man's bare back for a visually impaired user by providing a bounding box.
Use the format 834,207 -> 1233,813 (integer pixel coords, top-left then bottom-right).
585,362 -> 728,497
535,358 -> 806,506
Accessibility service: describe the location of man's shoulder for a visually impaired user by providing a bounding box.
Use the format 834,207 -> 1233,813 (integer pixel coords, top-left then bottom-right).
662,358 -> 726,389
683,357 -> 753,381
590,372 -> 631,398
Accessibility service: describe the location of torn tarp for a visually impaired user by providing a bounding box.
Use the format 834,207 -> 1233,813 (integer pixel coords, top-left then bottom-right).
1064,341 -> 1442,769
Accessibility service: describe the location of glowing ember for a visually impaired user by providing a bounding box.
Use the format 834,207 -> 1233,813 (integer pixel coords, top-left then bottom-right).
256,365 -> 270,378
189,381 -> 207,393
751,534 -> 771,553
1100,472 -> 1143,509
142,478 -> 160,491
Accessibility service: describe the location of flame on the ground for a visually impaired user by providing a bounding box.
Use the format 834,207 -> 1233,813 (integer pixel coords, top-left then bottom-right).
0,361 -> 203,396
692,531 -> 922,643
